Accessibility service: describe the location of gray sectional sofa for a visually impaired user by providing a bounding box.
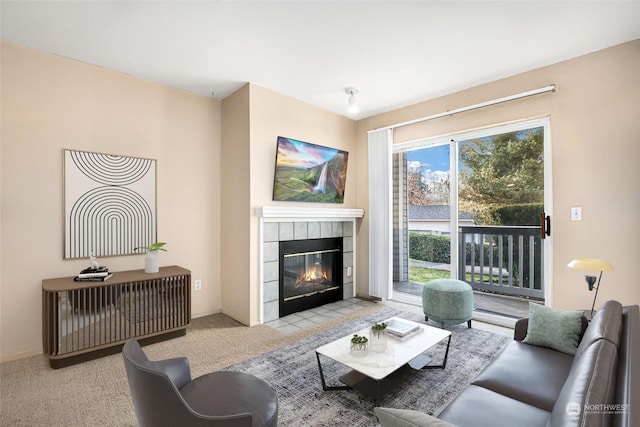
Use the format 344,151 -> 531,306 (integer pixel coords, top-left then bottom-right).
375,300 -> 639,427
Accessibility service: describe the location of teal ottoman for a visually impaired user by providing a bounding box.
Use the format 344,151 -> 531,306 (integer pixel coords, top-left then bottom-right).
422,279 -> 474,328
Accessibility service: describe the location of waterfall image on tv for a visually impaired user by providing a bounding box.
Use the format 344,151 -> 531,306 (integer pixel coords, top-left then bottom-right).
273,136 -> 348,203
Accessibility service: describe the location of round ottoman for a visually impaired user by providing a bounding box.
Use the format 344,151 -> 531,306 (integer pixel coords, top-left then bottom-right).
422,279 -> 474,328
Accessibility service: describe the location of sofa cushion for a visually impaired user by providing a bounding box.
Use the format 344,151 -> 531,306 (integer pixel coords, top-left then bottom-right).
574,300 -> 622,361
523,303 -> 583,355
437,385 -> 551,427
471,340 -> 574,411
548,339 -> 618,427
374,407 -> 456,427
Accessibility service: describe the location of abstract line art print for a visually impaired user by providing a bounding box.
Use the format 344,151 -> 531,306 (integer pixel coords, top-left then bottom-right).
64,149 -> 156,259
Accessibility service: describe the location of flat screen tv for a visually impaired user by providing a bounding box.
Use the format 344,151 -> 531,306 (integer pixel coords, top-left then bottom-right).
273,136 -> 349,203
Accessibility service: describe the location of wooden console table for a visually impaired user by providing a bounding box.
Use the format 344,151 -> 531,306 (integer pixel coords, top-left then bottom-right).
42,266 -> 191,368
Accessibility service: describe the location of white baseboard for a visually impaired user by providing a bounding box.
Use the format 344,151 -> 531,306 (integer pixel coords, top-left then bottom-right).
1,349 -> 43,364
191,309 -> 221,319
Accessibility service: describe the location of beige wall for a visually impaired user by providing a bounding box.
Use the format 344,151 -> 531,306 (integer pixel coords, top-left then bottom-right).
1,43 -> 222,361
355,39 -> 640,311
220,83 -> 356,325
220,85 -> 251,324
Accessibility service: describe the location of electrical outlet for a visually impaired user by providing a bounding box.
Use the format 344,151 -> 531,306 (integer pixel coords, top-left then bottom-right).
195,280 -> 202,291
570,207 -> 582,222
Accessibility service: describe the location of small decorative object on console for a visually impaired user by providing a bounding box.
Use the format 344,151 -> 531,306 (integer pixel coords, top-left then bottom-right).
89,252 -> 99,269
74,253 -> 112,282
134,242 -> 167,273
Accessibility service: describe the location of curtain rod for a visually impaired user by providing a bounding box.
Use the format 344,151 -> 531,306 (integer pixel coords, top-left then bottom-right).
373,84 -> 556,132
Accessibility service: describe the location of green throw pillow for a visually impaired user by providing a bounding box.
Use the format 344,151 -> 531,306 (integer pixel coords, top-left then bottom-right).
374,407 -> 456,427
523,303 -> 583,355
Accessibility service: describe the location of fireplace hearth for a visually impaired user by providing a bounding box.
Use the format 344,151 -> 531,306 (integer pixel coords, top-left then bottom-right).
279,237 -> 343,317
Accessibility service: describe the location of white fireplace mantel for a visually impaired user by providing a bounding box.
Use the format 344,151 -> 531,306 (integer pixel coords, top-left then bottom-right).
256,206 -> 364,220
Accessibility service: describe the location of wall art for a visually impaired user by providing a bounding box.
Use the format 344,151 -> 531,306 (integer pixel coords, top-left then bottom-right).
64,149 -> 156,259
272,136 -> 348,203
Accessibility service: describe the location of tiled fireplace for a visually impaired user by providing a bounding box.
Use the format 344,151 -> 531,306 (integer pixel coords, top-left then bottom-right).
256,207 -> 364,323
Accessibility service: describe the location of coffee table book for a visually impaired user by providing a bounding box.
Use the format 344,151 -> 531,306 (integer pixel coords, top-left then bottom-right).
385,317 -> 421,337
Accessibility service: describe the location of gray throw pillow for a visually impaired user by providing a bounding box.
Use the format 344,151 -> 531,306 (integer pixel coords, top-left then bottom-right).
523,303 -> 583,355
374,407 -> 456,427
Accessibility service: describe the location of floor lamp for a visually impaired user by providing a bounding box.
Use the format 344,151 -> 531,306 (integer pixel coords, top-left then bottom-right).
567,258 -> 614,317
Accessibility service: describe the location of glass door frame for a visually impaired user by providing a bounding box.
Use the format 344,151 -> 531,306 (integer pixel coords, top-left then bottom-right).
391,117 -> 553,306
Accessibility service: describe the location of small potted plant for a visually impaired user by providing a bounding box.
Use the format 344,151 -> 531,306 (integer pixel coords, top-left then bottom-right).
371,322 -> 387,337
350,334 -> 368,357
134,242 -> 167,273
370,322 -> 388,352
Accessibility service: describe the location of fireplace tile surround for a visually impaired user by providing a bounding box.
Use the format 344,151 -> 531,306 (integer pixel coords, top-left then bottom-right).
256,207 -> 364,323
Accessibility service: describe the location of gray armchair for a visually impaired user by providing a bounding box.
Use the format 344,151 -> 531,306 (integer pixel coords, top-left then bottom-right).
122,339 -> 278,427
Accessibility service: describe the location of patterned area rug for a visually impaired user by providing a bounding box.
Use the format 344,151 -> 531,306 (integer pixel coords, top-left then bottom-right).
226,307 -> 511,426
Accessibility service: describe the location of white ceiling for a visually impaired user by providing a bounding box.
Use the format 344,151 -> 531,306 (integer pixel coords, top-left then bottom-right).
2,1 -> 640,119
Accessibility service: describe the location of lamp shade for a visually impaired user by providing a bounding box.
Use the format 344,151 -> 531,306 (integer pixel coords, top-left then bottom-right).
567,258 -> 614,271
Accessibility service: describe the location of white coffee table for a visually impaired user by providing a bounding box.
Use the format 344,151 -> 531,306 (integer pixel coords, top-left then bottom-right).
315,317 -> 452,401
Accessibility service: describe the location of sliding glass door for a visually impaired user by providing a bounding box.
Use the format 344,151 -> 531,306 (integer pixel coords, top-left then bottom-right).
392,118 -> 551,317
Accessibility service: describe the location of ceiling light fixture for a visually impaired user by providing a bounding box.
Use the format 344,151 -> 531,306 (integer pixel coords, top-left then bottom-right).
345,87 -> 359,114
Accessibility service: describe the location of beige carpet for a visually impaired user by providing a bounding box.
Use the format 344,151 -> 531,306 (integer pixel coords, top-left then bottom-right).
0,303 -> 383,426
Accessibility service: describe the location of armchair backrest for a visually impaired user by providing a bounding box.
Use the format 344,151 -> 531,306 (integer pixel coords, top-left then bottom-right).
123,339 -> 195,426
122,339 -> 254,427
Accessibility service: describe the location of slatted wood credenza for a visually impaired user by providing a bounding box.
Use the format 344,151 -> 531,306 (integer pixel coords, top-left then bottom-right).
42,265 -> 191,368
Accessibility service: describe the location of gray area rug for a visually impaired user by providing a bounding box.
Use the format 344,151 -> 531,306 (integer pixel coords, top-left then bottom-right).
226,307 -> 511,426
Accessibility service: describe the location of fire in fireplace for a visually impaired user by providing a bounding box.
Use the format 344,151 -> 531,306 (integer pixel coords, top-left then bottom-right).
279,237 -> 343,317
284,250 -> 338,300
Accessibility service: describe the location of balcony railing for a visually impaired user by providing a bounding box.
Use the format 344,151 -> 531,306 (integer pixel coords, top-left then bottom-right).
458,225 -> 544,300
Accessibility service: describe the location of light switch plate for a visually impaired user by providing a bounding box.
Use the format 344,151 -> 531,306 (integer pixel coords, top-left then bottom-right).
570,207 -> 582,221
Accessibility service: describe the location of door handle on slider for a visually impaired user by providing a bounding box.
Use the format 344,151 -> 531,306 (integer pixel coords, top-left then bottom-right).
540,212 -> 551,239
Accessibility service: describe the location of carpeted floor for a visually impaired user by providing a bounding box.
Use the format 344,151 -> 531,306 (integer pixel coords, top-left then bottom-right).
227,307 -> 511,426
0,303 -> 510,426
0,303 -> 382,426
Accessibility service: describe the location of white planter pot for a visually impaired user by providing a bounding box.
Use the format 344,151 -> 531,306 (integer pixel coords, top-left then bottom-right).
145,250 -> 159,273
369,329 -> 388,352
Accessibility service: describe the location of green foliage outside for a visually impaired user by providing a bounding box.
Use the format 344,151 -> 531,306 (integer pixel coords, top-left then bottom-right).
408,266 -> 492,284
409,233 -> 450,264
408,169 -> 430,206
458,128 -> 544,225
486,203 -> 544,226
409,232 -> 496,266
459,128 -> 543,205
409,266 -> 449,282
